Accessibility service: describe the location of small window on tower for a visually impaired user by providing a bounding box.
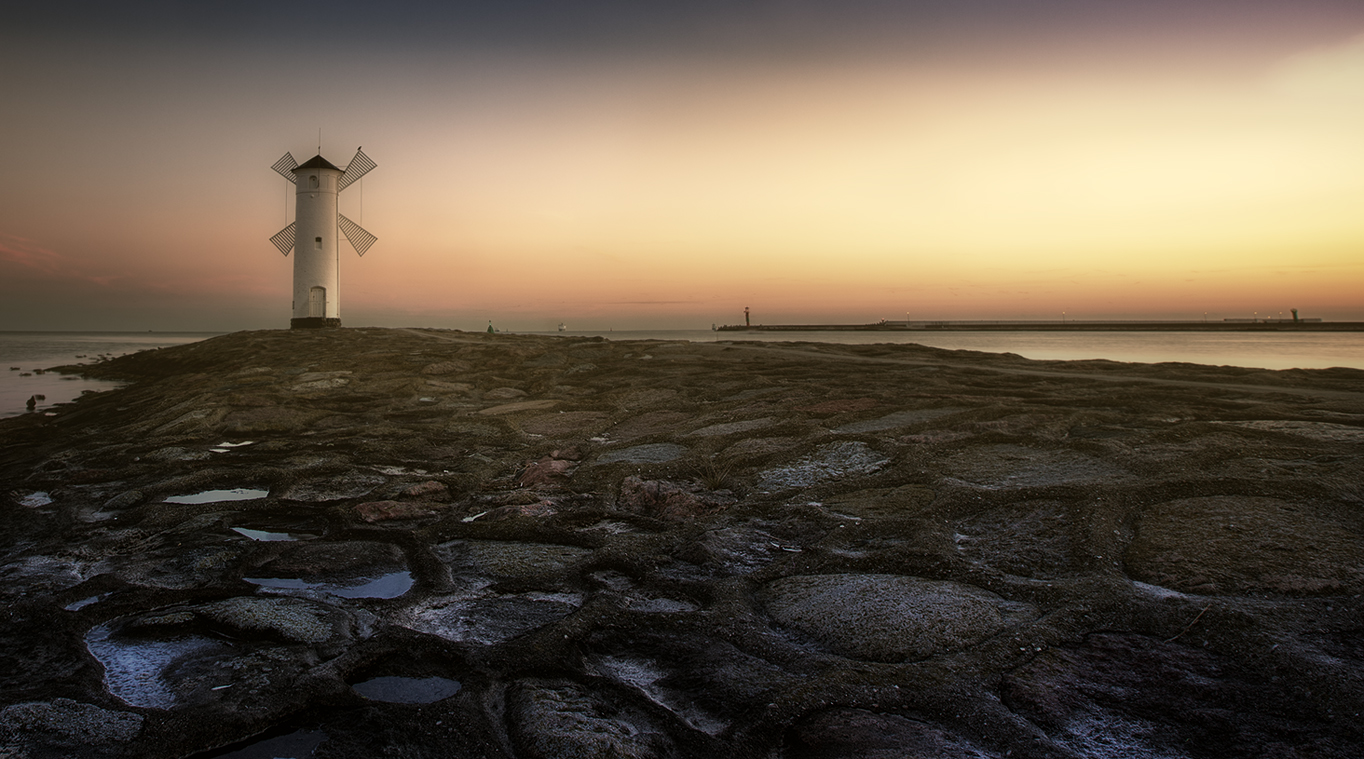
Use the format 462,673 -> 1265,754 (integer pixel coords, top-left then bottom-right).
309,175 -> 319,188
314,237 -> 322,249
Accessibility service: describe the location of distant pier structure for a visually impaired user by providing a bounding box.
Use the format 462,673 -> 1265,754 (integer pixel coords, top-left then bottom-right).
270,147 -> 378,328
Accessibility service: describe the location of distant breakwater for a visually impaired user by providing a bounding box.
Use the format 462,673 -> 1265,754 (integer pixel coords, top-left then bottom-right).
717,320 -> 1364,333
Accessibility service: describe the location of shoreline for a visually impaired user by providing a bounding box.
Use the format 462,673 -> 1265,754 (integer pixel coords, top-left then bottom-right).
718,320 -> 1364,332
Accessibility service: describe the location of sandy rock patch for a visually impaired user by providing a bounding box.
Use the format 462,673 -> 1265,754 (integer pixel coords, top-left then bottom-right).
940,444 -> 1129,489
758,441 -> 889,491
762,574 -> 1034,662
1126,496 -> 1364,595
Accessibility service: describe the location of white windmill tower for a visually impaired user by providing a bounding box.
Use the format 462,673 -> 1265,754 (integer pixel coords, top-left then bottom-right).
269,147 -> 377,328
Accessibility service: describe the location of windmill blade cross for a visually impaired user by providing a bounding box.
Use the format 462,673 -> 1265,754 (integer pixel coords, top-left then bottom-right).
338,148 -> 376,191
270,222 -> 296,256
271,152 -> 299,184
338,214 -> 376,256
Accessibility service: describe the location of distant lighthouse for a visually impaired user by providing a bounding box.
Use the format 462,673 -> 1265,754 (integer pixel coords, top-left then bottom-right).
270,148 -> 377,328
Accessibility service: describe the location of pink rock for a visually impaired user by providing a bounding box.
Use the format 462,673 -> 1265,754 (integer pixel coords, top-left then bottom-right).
403,480 -> 449,498
481,500 -> 559,521
355,500 -> 443,523
518,457 -> 576,487
618,476 -> 736,521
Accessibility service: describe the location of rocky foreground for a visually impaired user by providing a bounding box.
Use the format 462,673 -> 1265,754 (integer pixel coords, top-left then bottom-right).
1,327 -> 1362,758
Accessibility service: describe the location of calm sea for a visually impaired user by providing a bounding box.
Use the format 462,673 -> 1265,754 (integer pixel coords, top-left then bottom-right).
2,329 -> 1360,418
0,332 -> 221,418
538,329 -> 1364,372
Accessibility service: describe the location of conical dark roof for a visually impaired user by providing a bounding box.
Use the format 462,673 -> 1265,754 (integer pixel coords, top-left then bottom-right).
293,154 -> 342,172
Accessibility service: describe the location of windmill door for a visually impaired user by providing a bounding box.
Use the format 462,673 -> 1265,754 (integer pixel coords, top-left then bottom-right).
308,287 -> 326,318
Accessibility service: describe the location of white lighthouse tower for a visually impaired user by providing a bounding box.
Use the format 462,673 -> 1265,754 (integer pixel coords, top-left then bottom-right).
270,148 -> 377,328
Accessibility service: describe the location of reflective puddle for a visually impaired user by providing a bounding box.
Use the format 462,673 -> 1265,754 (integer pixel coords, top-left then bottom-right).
245,571 -> 413,599
351,676 -> 462,704
65,593 -> 110,611
19,491 -> 53,507
85,624 -> 224,709
164,488 -> 269,505
232,527 -> 299,542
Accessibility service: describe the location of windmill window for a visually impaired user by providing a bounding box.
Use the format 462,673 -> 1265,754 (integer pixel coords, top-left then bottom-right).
309,175 -> 319,188
314,237 -> 322,249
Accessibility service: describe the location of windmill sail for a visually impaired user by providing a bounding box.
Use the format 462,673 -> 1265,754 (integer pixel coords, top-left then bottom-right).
338,214 -> 376,256
271,152 -> 299,184
338,148 -> 376,191
270,222 -> 296,256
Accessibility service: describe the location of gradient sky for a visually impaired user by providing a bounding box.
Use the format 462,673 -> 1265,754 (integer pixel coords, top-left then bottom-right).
2,1 -> 1362,331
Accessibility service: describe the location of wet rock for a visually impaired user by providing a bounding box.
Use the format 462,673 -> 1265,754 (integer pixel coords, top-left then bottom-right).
822,485 -> 936,520
1003,633 -> 1340,759
939,444 -> 1130,490
687,417 -> 775,437
690,528 -> 793,577
509,679 -> 677,759
597,443 -> 688,464
198,596 -> 354,646
785,708 -> 996,759
590,655 -> 728,735
478,399 -> 558,415
799,398 -> 879,414
279,473 -> 385,502
832,407 -> 964,434
955,501 -> 1074,577
1126,496 -> 1364,595
401,592 -> 582,645
1220,419 -> 1364,443
0,698 -> 143,749
486,386 -> 529,400
619,476 -> 736,521
522,411 -> 611,436
757,441 -> 889,491
1,556 -> 93,594
354,500 -> 445,523
116,545 -> 243,590
519,455 -> 576,487
291,372 -> 351,391
762,575 -> 1035,662
438,540 -> 592,583
401,479 -> 449,498
605,410 -> 691,441
145,446 -> 210,462
421,360 -> 471,375
103,490 -> 145,510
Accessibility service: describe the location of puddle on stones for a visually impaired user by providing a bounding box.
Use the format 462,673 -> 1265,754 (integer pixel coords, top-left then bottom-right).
244,571 -> 413,599
205,729 -> 327,759
229,517 -> 325,542
65,593 -> 110,611
164,488 -> 269,505
210,441 -> 256,454
19,491 -> 53,507
232,527 -> 297,542
351,676 -> 462,704
85,624 -> 225,709
402,591 -> 583,645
